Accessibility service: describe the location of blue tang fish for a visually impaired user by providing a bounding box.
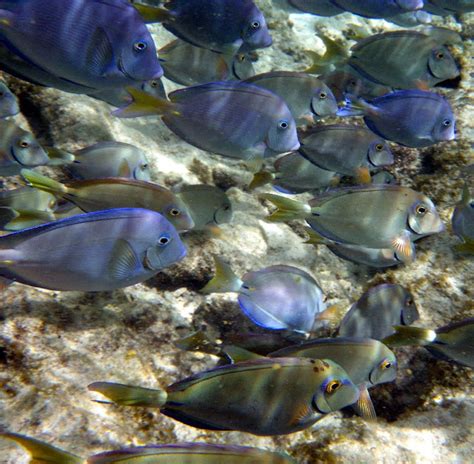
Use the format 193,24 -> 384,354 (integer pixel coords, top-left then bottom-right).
0,208 -> 186,291
339,90 -> 455,148
0,0 -> 163,90
134,0 -> 272,54
115,82 -> 300,161
330,0 -> 424,18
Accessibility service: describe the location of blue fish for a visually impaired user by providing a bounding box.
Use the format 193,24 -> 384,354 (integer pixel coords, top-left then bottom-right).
339,90 -> 455,148
0,208 -> 186,291
0,0 -> 163,90
330,0 -> 424,18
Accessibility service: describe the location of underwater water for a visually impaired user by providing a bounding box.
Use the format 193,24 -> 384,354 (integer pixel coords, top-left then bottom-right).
0,0 -> 472,463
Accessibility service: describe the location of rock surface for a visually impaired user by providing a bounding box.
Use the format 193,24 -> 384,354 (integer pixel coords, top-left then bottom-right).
0,3 -> 473,463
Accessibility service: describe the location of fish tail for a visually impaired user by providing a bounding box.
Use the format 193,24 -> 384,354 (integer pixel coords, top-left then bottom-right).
248,170 -> 274,190
0,432 -> 83,464
2,208 -> 55,231
88,382 -> 167,408
382,326 -> 436,347
174,330 -> 220,355
454,238 -> 474,255
304,35 -> 346,74
259,193 -> 311,222
21,169 -> 68,197
45,147 -> 75,165
112,87 -> 178,118
0,9 -> 15,29
336,94 -> 373,117
132,3 -> 173,23
303,226 -> 331,246
201,255 -> 243,294
304,50 -> 332,75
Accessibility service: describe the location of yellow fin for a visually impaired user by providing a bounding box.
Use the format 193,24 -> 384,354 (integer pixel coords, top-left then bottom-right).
20,169 -> 68,196
113,87 -> 178,118
259,193 -> 311,222
88,382 -> 167,407
174,330 -> 218,355
132,3 -> 173,23
201,255 -> 242,294
315,303 -> 346,325
391,233 -> 415,264
249,170 -> 274,190
304,50 -> 331,75
454,238 -> 474,255
383,325 -> 436,347
303,226 -> 331,246
4,209 -> 55,231
353,386 -> 377,421
0,432 -> 83,464
354,167 -> 372,185
117,160 -> 132,178
45,147 -> 75,165
222,345 -> 263,363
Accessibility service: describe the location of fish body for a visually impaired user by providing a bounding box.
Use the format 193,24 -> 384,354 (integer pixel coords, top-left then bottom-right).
348,31 -> 459,89
288,0 -> 344,16
330,0 -> 424,18
90,357 -> 359,435
175,185 -> 233,230
21,170 -> 194,231
0,81 -> 18,118
452,185 -> 474,243
340,90 -> 455,148
244,71 -> 338,121
65,141 -> 152,181
388,10 -> 432,26
327,243 -> 402,268
0,208 -> 186,291
159,39 -> 255,86
0,120 -> 48,175
339,283 -> 419,340
425,0 -> 474,13
0,0 -> 162,90
299,125 -> 393,180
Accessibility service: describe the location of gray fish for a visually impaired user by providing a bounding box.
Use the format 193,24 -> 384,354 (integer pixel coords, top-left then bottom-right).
339,284 -> 419,340
331,0 -> 424,18
452,184 -> 474,254
63,141 -> 152,181
0,81 -> 19,118
159,39 -> 255,86
89,357 -> 359,435
0,208 -> 186,291
250,152 -> 338,194
425,0 -> 474,14
288,0 -> 345,16
388,10 -> 432,27
261,184 -> 445,263
348,31 -> 459,89
0,120 -> 49,176
371,170 -> 397,185
299,125 -> 393,183
244,71 -> 338,121
114,82 -> 300,161
384,318 -> 474,368
176,185 -> 233,230
339,90 -> 456,148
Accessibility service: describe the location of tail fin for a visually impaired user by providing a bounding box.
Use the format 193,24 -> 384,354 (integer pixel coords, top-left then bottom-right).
0,432 -> 83,464
382,326 -> 436,347
132,3 -> 173,23
304,36 -> 347,75
248,170 -> 274,190
201,256 -> 242,294
454,238 -> 474,255
112,87 -> 177,118
303,226 -> 331,246
336,94 -> 373,117
174,330 -> 219,355
88,382 -> 167,407
259,193 -> 311,222
21,169 -> 68,197
45,147 -> 75,165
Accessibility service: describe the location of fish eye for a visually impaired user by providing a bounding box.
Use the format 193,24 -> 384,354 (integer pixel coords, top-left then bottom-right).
141,163 -> 149,170
319,92 -> 327,99
436,51 -> 445,60
223,205 -> 231,211
442,119 -> 452,127
251,20 -> 260,29
416,204 -> 427,215
134,41 -> 148,52
278,120 -> 289,130
169,208 -> 181,216
406,297 -> 414,306
381,360 -> 392,370
325,380 -> 342,394
237,54 -> 245,62
158,234 -> 171,246
375,143 -> 384,151
18,140 -> 30,148
0,91 -> 4,97
150,80 -> 159,88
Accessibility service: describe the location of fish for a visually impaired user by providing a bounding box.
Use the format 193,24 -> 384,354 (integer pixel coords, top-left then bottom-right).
243,71 -> 338,121
202,256 -> 328,334
134,0 -> 272,54
339,284 -> 420,340
372,170 -> 397,185
0,120 -> 49,176
0,0 -> 163,90
339,90 -> 456,148
0,81 -> 19,118
175,185 -> 233,230
114,82 -> 300,161
424,0 -> 474,14
89,356 -> 359,436
261,184 -> 445,263
330,0 -> 424,18
60,141 -> 152,181
348,31 -> 459,89
384,319 -> 474,368
0,432 -> 296,464
249,152 -> 338,194
388,10 -> 432,27
452,184 -> 474,254
159,39 -> 255,86
0,208 -> 186,292
298,125 -> 394,183
21,169 -> 194,231
288,0 -> 345,16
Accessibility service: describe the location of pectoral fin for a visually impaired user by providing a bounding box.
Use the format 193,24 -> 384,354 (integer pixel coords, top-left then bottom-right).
391,232 -> 415,264
354,167 -> 371,185
352,386 -> 377,421
108,239 -> 141,281
117,160 -> 132,178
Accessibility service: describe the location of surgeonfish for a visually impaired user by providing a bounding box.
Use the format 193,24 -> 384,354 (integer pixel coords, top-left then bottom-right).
0,0 -> 163,90
452,184 -> 474,254
0,432 -> 296,464
0,81 -> 19,118
388,10 -> 432,27
134,0 -> 272,54
339,90 -> 455,148
261,184 -> 445,263
21,169 -> 194,231
329,0 -> 424,18
288,0 -> 345,16
0,120 -> 49,176
0,208 -> 186,292
384,318 -> 474,368
339,283 -> 420,340
202,256 -> 328,334
89,357 -> 359,435
114,82 -> 300,161
424,0 -> 474,14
